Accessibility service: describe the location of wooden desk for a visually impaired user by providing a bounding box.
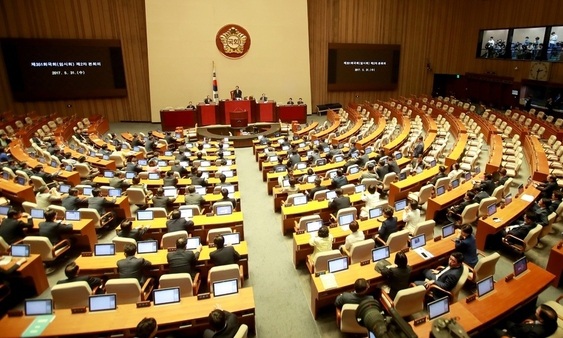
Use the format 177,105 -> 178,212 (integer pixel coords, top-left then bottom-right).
485,134 -> 504,174
294,121 -> 319,136
475,183 -> 540,250
388,167 -> 439,205
546,242 -> 563,287
29,218 -> 97,251
160,108 -> 198,130
11,254 -> 50,295
444,133 -> 468,169
425,175 -> 481,221
278,104 -> 307,124
310,238 -> 455,318
0,287 -> 256,338
411,302 -> 482,337
0,178 -> 35,203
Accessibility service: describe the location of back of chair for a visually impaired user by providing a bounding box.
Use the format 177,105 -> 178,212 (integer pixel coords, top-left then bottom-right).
159,273 -> 194,297
234,324 -> 249,338
23,236 -> 54,261
297,215 -> 322,231
22,201 -> 37,215
472,252 -> 500,283
478,197 -> 498,218
313,250 -> 342,273
386,230 -> 409,253
208,264 -> 241,292
112,236 -> 137,252
417,184 -> 434,205
0,236 -> 9,254
51,281 -> 92,309
349,239 -> 375,264
313,189 -> 329,201
48,205 -> 66,219
339,304 -> 367,334
523,224 -> 543,252
78,208 -> 102,228
126,188 -> 147,206
360,178 -> 379,189
146,207 -> 167,218
381,172 -> 397,190
341,184 -> 355,195
74,163 -> 91,178
335,207 -> 357,226
435,177 -> 451,191
491,186 -> 504,202
412,220 -> 435,241
460,203 -> 479,225
161,231 -> 188,249
449,265 -> 469,302
105,278 -> 142,305
393,285 -> 426,318
213,201 -> 234,214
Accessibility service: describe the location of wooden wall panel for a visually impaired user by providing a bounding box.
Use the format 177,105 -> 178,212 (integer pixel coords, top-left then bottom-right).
0,0 -> 151,122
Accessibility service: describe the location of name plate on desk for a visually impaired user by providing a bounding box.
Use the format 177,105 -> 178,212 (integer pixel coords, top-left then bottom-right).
360,260 -> 370,266
433,236 -> 442,242
71,307 -> 87,314
81,252 -> 93,257
197,293 -> 211,300
7,310 -> 23,317
465,294 -> 476,303
413,316 -> 426,326
296,230 -> 305,235
136,301 -> 151,308
167,248 -> 177,252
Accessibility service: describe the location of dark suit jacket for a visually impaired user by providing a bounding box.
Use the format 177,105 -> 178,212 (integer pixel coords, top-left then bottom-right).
209,246 -> 240,266
388,161 -> 401,175
380,265 -> 412,299
233,89 -> 242,99
309,186 -> 325,198
455,235 -> 478,267
331,175 -> 348,189
0,218 -> 33,244
334,292 -> 374,309
38,221 -> 73,244
152,196 -> 174,210
480,179 -> 496,196
57,275 -> 102,290
329,196 -> 351,214
503,319 -> 557,338
217,197 -> 237,210
88,196 -> 114,215
434,265 -> 463,291
171,165 -> 188,177
203,311 -> 240,338
506,223 -> 535,243
166,218 -> 192,233
378,217 -> 398,242
376,165 -> 389,180
125,162 -> 142,173
116,256 -> 152,283
116,228 -> 146,241
191,176 -> 209,187
62,195 -> 86,211
413,142 -> 424,158
167,249 -> 200,278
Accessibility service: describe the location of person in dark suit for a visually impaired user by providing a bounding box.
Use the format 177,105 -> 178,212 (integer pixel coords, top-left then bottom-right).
412,136 -> 424,158
259,93 -> 267,101
166,210 -> 194,233
375,207 -> 397,243
472,183 -> 490,204
330,170 -> 348,189
378,251 -> 412,299
500,212 -> 537,245
0,209 -> 33,244
328,188 -> 351,215
496,168 -> 509,187
117,219 -> 147,241
387,157 -> 401,175
415,252 -> 465,300
191,170 -> 209,187
232,86 -> 242,100
109,171 -> 130,189
494,303 -> 557,338
62,188 -> 87,211
151,188 -> 175,211
166,237 -> 201,278
162,171 -> 177,187
135,317 -> 158,338
116,243 -> 152,283
38,210 -> 73,245
204,95 -> 212,104
430,165 -> 448,186
447,191 -> 475,223
535,175 -> 559,199
88,188 -> 117,216
307,178 -> 325,198
360,163 -> 379,181
215,188 -> 237,210
297,98 -> 304,105
375,160 -> 389,181
549,191 -> 562,214
478,173 -> 496,196
209,235 -> 240,266
171,160 -> 188,177
33,165 -> 59,187
184,186 -> 204,209
334,278 -> 374,309
125,157 -> 143,173
57,262 -> 102,291
454,225 -> 478,267
203,309 -> 240,338
287,98 -> 294,105
186,101 -> 196,109
328,144 -> 342,158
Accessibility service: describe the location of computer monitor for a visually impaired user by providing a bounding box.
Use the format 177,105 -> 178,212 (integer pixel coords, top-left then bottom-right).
441,223 -> 455,238
90,151 -> 97,157
365,147 -> 373,154
24,299 -> 53,316
59,184 -> 70,194
2,172 -> 8,180
338,214 -> 354,227
200,161 -> 211,167
212,279 -> 239,298
307,175 -> 317,183
517,184 -> 524,195
94,243 -> 115,256
281,145 -> 289,151
505,193 -> 512,206
89,294 -> 117,312
326,191 -> 337,200
293,195 -> 307,206
275,166 -> 286,173
369,207 -> 383,219
430,159 -> 437,167
349,166 -> 360,174
180,208 -> 193,219
153,287 -> 180,305
351,152 -> 358,159
428,296 -> 450,320
436,186 -> 445,196
108,188 -> 122,197
216,205 -> 233,216
185,237 -> 200,250
65,210 -> 81,221
323,147 -> 330,153
164,151 -> 173,157
137,210 -> 154,221
104,171 -> 114,178
395,152 -> 402,160
157,160 -> 167,167
394,199 -> 407,212
513,256 -> 527,278
30,208 -> 44,219
269,156 -> 278,163
415,166 -> 423,174
299,142 -> 306,148
487,203 -> 497,216
410,234 -> 426,250
163,189 -> 177,197
125,171 -> 136,179
399,172 -> 407,181
327,256 -> 349,273
82,186 -> 93,196
137,240 -> 158,254
223,233 -> 240,246
148,173 -> 160,180
194,186 -> 207,195
64,164 -> 73,172
223,185 -> 235,194
371,246 -> 390,262
202,143 -> 211,149
17,176 -> 26,185
11,244 -> 30,257
474,166 -> 481,174
295,163 -> 307,170
476,275 -> 495,298
354,185 -> 365,193
328,171 -> 338,179
0,206 -> 9,215
316,159 -> 327,166
222,170 -> 234,178
306,220 -> 323,233
50,160 -> 58,168
137,159 -> 147,166
451,179 -> 460,189
465,172 -> 472,181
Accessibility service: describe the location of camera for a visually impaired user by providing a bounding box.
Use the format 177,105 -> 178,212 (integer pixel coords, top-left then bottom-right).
356,299 -> 417,338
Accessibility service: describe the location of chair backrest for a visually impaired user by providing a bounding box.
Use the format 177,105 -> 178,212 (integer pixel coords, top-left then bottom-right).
360,178 -> 379,189
234,324 -> 249,338
523,224 -> 543,252
393,285 -> 427,318
339,304 -> 368,334
213,201 -> 234,214
51,281 -> 92,309
349,239 -> 375,264
1,167 -> 15,180
48,205 -> 66,219
22,201 -> 37,215
179,205 -> 201,216
412,220 -> 435,241
206,227 -> 233,243
540,213 -> 556,240
341,184 -> 355,196
491,186 -> 504,202
381,172 -> 397,189
313,189 -> 330,201
112,236 -> 137,252
161,230 -> 188,249
159,273 -> 194,297
502,178 -> 513,197
74,163 -> 91,178
435,177 -> 451,191
460,203 -> 479,225
146,207 -> 167,218
450,264 -> 469,302
478,197 -> 498,217
23,236 -> 55,261
109,154 -> 126,167
313,249 -> 342,273
386,230 -> 409,253
78,208 -> 102,228
335,207 -> 357,226
208,264 -> 241,292
471,252 -> 500,283
297,215 -> 322,231
285,193 -> 306,206
105,278 -> 142,305
416,184 -> 435,205
126,188 -> 147,205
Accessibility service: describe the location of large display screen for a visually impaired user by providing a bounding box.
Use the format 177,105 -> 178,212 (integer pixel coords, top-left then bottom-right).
1,38 -> 127,101
328,43 -> 400,91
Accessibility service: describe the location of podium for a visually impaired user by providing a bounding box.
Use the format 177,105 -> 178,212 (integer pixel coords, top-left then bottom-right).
220,100 -> 254,125
198,103 -> 218,126
160,108 -> 197,130
278,104 -> 307,123
257,101 -> 276,122
230,111 -> 248,128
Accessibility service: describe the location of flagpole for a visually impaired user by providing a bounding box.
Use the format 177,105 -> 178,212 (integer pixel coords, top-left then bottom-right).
212,61 -> 219,103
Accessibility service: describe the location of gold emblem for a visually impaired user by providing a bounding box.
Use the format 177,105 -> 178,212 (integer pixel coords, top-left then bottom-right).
216,24 -> 251,59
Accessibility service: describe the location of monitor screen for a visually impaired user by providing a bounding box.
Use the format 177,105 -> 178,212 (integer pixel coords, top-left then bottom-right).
293,195 -> 307,206
465,172 -> 472,181
212,279 -> 239,297
157,161 -> 167,167
148,173 -> 160,180
333,155 -> 344,163
223,185 -> 236,194
505,193 -> 512,206
474,166 -> 481,174
89,294 -> 117,312
138,159 -> 147,165
125,171 -> 135,179
269,156 -> 278,163
90,151 -> 97,157
2,171 -> 8,180
24,299 -> 53,316
11,244 -> 30,257
487,204 -> 497,216
137,210 -> 154,221
410,234 -> 426,249
477,275 -> 495,298
180,208 -> 193,219
108,188 -> 122,197
104,171 -> 114,178
326,191 -> 337,200
82,186 -> 93,196
223,233 -> 240,246
94,243 -> 115,256
328,171 -> 338,179
30,208 -> 44,219
0,206 -> 9,215
216,205 -> 233,216
365,147 -> 373,154
195,186 -> 207,195
222,170 -> 234,178
395,152 -> 402,160
354,184 -> 365,193
200,161 -> 211,167
349,166 -> 360,174
163,189 -> 177,197
296,163 -> 307,170
399,172 -> 407,181
441,224 -> 455,238
436,186 -> 445,196
153,287 -> 180,305
394,199 -> 407,211
428,296 -> 450,320
17,176 -> 26,185
338,214 -> 354,227
185,237 -> 200,250
327,256 -> 349,273
316,159 -> 327,166
307,175 -> 317,183
451,179 -> 460,189
137,240 -> 158,254
275,166 -> 286,173
306,220 -> 323,233
369,207 -> 383,219
103,154 -> 111,160
281,145 -> 290,151
372,246 -> 390,262
65,210 -> 81,221
513,256 -> 527,277
430,159 -> 436,167
59,184 -> 70,194
50,160 -> 58,168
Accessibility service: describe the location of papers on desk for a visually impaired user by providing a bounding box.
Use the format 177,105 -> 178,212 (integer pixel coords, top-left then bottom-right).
520,194 -> 534,202
319,273 -> 338,290
414,248 -> 434,260
0,256 -> 11,266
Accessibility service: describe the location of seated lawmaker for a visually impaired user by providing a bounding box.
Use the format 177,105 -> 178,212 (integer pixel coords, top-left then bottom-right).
117,219 -> 147,241
378,251 -> 412,299
214,188 -> 237,210
308,226 -> 333,261
209,235 -> 240,266
334,278 -> 373,309
136,317 -> 158,338
447,191 -> 475,223
493,303 -> 557,338
166,210 -> 194,233
454,224 -> 478,268
500,212 -> 537,245
0,208 -> 32,244
57,262 -> 102,291
203,309 -> 240,338
166,237 -> 201,278
375,207 -> 397,243
328,188 -> 351,214
38,210 -> 73,245
117,243 -> 152,283
330,169 -> 348,189
414,252 -> 465,300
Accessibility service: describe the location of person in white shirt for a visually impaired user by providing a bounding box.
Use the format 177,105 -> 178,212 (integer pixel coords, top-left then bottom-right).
342,220 -> 365,252
447,163 -> 463,180
403,201 -> 421,234
360,185 -> 380,218
35,185 -> 63,209
309,226 -> 334,261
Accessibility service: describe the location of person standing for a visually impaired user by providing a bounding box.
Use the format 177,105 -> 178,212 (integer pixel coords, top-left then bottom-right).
454,225 -> 478,268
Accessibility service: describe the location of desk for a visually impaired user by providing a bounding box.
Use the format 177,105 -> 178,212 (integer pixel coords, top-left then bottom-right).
278,104 -> 307,123
0,178 -> 35,203
9,254 -> 50,295
310,238 -> 455,318
30,218 -> 97,251
475,183 -> 540,250
160,109 -> 197,130
485,134 -> 504,174
388,167 -> 439,205
257,101 -> 276,122
0,287 -> 256,338
220,100 -> 254,125
198,103 -> 218,126
425,175 -> 481,221
411,302 -> 482,337
546,242 -> 563,287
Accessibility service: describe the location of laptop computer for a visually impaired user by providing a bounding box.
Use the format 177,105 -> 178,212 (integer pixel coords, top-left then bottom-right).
326,191 -> 337,200
137,210 -> 154,221
307,175 -> 317,183
369,207 -> 383,219
212,279 -> 239,298
11,244 -> 30,257
316,159 -> 327,166
195,186 -> 207,195
394,199 -> 407,212
487,203 -> 497,216
371,246 -> 390,262
293,195 -> 307,206
125,171 -> 136,179
200,161 -> 211,167
163,189 -> 177,197
441,223 -> 455,238
306,220 -> 323,233
89,294 -> 117,312
427,296 -> 450,320
215,205 -> 233,216
30,208 -> 45,219
395,152 -> 402,160
474,166 -> 481,174
104,171 -> 114,178
349,166 -> 360,174
108,188 -> 122,197
513,256 -> 528,278
180,208 -> 193,219
94,243 -> 115,256
65,210 -> 81,221
354,184 -> 365,193
429,159 -> 437,167
153,287 -> 181,305
338,214 -> 354,227
223,233 -> 240,246
295,163 -> 307,170
24,299 -> 53,316
137,240 -> 158,254
476,275 -> 495,299
50,160 -> 58,168
327,256 -> 349,273
451,179 -> 460,189
185,237 -> 200,250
